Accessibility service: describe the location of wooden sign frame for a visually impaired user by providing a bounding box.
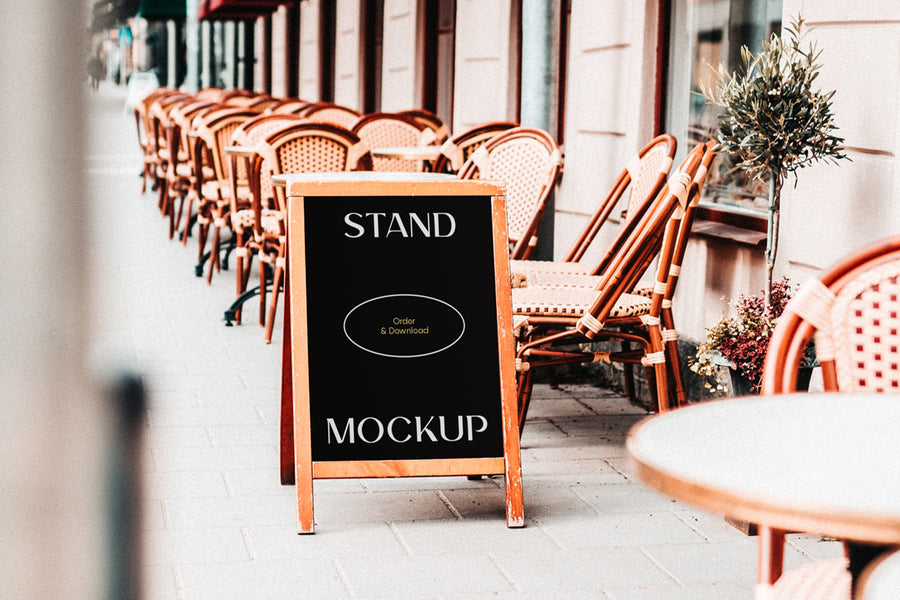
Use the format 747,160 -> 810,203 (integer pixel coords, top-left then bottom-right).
277,173 -> 524,533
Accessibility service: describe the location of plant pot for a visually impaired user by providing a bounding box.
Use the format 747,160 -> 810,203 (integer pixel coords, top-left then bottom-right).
728,366 -> 813,397
728,368 -> 757,397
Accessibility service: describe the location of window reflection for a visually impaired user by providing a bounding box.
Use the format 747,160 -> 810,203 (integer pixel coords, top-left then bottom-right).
668,0 -> 782,215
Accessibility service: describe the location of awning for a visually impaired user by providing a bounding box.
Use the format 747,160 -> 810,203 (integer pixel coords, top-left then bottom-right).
198,0 -> 284,20
137,0 -> 187,20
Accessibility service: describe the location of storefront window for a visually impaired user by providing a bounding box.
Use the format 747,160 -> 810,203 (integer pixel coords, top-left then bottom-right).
667,0 -> 782,216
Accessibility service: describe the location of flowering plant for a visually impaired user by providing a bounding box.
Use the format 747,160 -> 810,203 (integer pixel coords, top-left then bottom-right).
691,277 -> 807,394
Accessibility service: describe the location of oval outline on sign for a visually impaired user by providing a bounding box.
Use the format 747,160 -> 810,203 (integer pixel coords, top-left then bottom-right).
342,293 -> 466,359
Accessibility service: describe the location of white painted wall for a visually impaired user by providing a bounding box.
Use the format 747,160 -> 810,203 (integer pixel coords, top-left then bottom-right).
381,0 -> 420,111
334,0 -> 363,110
552,0 -> 659,263
779,0 -> 900,278
271,6 -> 288,97
299,0 -> 321,101
453,0 -> 517,131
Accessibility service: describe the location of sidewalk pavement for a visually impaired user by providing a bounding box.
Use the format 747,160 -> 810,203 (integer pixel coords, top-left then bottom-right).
84,83 -> 842,599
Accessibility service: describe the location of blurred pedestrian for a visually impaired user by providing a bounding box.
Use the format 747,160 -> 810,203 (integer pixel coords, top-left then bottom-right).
88,50 -> 105,91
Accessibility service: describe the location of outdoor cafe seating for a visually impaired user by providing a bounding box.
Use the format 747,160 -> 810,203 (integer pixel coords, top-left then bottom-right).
756,234 -> 900,599
431,120 -> 519,174
511,142 -> 712,426
457,126 -> 564,260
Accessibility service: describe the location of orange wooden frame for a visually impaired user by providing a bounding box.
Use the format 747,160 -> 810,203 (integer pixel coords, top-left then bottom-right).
278,174 -> 524,533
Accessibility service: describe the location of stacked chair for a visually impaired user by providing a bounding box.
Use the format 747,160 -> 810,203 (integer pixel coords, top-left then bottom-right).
457,127 -> 564,260
397,108 -> 450,144
507,134 -> 680,405
511,142 -> 715,426
187,107 -> 260,283
351,112 -> 431,172
226,123 -> 373,342
432,121 -> 518,174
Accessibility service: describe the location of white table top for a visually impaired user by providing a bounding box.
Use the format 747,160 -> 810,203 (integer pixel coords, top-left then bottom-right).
627,393 -> 900,544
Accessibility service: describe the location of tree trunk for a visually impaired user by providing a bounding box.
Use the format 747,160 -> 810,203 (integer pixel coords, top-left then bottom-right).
765,171 -> 783,307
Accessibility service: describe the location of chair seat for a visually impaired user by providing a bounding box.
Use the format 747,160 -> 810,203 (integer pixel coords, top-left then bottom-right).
510,265 -> 655,299
756,558 -> 850,600
231,208 -> 282,234
512,287 -> 651,319
200,180 -> 251,202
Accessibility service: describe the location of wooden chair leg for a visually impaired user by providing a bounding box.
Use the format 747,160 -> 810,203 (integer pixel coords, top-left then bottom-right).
180,196 -> 194,246
516,369 -> 534,432
264,252 -> 284,344
758,525 -> 786,585
258,255 -> 269,327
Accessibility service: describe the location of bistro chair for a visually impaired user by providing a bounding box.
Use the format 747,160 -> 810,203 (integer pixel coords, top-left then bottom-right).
224,113 -> 305,321
267,99 -> 313,115
512,142 -> 708,427
161,98 -> 217,239
351,112 -> 430,172
457,127 -> 564,260
298,102 -> 361,129
505,133 -> 679,403
397,108 -> 450,144
512,142 -> 713,410
148,93 -> 191,211
757,234 -> 900,599
134,88 -> 177,194
431,121 -> 519,174
224,123 -> 372,342
176,103 -> 246,246
187,107 -> 259,283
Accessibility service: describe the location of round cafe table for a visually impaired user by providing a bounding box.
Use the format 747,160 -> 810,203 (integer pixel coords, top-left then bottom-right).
626,393 -> 900,546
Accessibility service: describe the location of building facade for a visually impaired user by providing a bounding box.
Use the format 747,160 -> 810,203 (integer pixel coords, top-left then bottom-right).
125,0 -> 900,344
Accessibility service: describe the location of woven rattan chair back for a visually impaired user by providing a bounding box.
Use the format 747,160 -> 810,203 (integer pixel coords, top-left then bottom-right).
458,127 -> 564,260
351,112 -> 429,172
246,96 -> 280,111
229,113 -> 305,207
763,235 -> 900,395
246,123 -> 372,343
268,99 -> 313,115
193,109 -> 259,188
252,123 -> 371,215
432,121 -> 518,174
563,134 -> 677,265
194,87 -> 225,100
299,102 -> 361,129
397,109 -> 449,144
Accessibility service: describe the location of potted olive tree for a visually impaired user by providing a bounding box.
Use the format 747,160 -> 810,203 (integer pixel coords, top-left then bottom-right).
702,15 -> 849,306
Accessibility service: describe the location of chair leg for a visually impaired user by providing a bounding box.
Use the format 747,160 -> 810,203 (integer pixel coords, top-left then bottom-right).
196,213 -> 210,264
516,368 -> 535,433
662,309 -> 687,408
258,257 -> 269,327
758,525 -> 786,586
180,196 -> 194,246
206,223 -> 220,285
264,250 -> 285,344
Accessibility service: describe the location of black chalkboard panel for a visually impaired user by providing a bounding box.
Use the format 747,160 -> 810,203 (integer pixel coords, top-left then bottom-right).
303,195 -> 504,462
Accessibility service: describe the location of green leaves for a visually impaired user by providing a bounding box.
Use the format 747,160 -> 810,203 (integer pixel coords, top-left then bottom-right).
701,15 -> 849,183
